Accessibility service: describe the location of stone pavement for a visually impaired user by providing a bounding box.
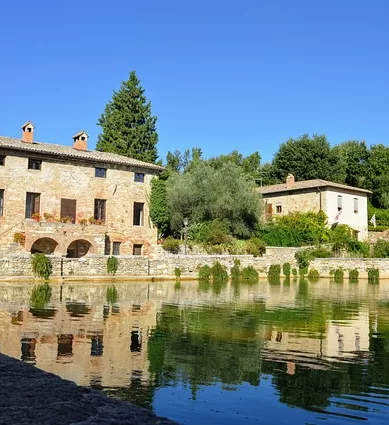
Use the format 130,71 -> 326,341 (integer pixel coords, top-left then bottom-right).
0,353 -> 179,425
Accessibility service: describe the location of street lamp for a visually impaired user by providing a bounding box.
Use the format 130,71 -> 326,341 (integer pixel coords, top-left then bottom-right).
183,218 -> 188,255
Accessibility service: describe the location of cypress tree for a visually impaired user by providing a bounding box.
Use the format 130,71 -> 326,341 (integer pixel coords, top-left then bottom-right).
96,71 -> 158,163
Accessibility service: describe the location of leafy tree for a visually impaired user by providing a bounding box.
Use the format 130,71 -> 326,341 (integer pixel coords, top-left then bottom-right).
366,144 -> 389,207
166,161 -> 262,238
96,71 -> 158,163
149,177 -> 170,236
272,134 -> 345,183
332,141 -> 369,188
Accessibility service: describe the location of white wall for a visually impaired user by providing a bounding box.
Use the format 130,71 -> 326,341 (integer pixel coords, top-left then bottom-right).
324,189 -> 368,240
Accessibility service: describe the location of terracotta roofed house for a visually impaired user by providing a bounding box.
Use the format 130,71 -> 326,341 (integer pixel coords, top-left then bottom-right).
0,122 -> 163,257
259,174 -> 371,240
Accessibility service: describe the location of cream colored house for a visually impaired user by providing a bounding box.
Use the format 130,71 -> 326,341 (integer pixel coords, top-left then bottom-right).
259,174 -> 371,240
0,122 -> 163,257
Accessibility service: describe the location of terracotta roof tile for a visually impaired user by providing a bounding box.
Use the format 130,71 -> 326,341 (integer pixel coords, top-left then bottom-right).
258,179 -> 371,195
0,136 -> 164,172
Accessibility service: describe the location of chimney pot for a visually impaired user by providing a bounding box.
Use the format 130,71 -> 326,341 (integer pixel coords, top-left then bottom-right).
21,121 -> 35,143
286,174 -> 295,187
73,131 -> 88,151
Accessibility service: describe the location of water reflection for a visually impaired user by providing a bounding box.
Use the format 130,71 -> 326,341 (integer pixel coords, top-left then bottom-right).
0,278 -> 388,424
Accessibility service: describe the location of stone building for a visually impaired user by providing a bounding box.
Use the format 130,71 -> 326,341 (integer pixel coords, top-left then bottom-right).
0,122 -> 163,257
259,174 -> 371,240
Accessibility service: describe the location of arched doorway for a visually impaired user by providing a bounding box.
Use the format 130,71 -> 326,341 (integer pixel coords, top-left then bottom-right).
66,239 -> 92,258
31,238 -> 58,255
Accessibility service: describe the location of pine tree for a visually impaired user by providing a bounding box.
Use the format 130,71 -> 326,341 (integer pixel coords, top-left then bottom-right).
96,71 -> 158,163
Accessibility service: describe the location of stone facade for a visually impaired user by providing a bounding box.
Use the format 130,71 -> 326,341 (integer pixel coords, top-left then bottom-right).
0,124 -> 163,257
2,249 -> 389,280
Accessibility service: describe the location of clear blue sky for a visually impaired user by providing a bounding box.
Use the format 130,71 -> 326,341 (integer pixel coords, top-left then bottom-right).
1,0 -> 388,163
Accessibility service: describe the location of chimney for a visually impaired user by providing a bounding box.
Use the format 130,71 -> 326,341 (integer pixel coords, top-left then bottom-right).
72,131 -> 88,151
286,174 -> 295,187
21,121 -> 35,143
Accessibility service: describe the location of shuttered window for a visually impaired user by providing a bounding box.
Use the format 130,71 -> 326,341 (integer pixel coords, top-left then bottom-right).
134,173 -> 145,183
133,202 -> 144,226
60,199 -> 76,223
25,192 -> 40,218
354,198 -> 358,213
0,189 -> 4,216
94,199 -> 106,222
337,195 -> 343,211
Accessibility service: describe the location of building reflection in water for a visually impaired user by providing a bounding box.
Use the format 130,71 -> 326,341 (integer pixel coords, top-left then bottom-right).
90,334 -> 104,356
57,334 -> 74,360
21,336 -> 37,364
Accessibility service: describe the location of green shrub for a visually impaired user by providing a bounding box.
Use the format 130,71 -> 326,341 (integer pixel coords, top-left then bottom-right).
349,269 -> 359,283
162,236 -> 180,254
295,249 -> 313,271
31,253 -> 52,280
245,238 -> 266,257
106,285 -> 118,304
291,267 -> 298,276
372,239 -> 389,258
190,219 -> 232,245
30,282 -> 52,308
241,266 -> 259,281
107,256 -> 119,275
307,269 -> 320,281
230,259 -> 241,280
204,244 -> 224,254
268,264 -> 281,284
310,248 -> 332,258
226,240 -> 246,255
198,265 -> 211,280
367,268 -> 379,284
334,268 -> 344,283
210,261 -> 229,283
282,262 -> 291,277
174,267 -> 182,279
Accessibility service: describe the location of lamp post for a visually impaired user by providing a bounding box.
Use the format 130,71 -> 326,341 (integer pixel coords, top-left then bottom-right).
183,218 -> 188,255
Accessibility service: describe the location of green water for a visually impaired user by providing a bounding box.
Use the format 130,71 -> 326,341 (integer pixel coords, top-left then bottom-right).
0,278 -> 388,424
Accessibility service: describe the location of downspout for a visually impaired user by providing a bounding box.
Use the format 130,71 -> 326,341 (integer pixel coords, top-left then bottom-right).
317,187 -> 322,211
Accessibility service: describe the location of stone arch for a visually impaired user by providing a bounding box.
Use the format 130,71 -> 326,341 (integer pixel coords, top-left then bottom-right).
66,239 -> 93,258
30,237 -> 59,255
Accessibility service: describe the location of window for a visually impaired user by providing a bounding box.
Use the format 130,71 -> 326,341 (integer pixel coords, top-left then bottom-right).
25,192 -> 40,218
112,242 -> 121,255
133,202 -> 144,226
94,199 -> 106,222
28,158 -> 41,170
354,198 -> 358,213
0,156 -> 5,166
0,189 -> 4,216
134,172 -> 145,183
60,199 -> 76,223
276,204 -> 282,214
337,195 -> 342,211
95,167 -> 106,178
133,244 -> 142,256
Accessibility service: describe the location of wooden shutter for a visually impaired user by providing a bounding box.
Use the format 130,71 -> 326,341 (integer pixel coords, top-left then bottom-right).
61,199 -> 76,223
33,194 -> 40,214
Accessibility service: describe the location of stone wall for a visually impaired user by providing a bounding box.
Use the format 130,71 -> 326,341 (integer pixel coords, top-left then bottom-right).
2,249 -> 389,279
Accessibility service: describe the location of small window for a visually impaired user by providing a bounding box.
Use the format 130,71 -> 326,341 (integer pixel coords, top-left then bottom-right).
337,195 -> 342,211
133,202 -> 144,226
60,199 -> 76,223
134,172 -> 145,183
28,158 -> 41,170
0,156 -> 5,166
112,242 -> 121,255
133,244 -> 142,256
25,192 -> 40,218
354,198 -> 358,213
94,199 -> 106,222
95,167 -> 106,178
0,189 -> 4,216
276,204 -> 282,214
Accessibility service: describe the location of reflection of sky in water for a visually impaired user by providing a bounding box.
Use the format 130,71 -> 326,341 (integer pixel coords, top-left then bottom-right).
0,279 -> 388,425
